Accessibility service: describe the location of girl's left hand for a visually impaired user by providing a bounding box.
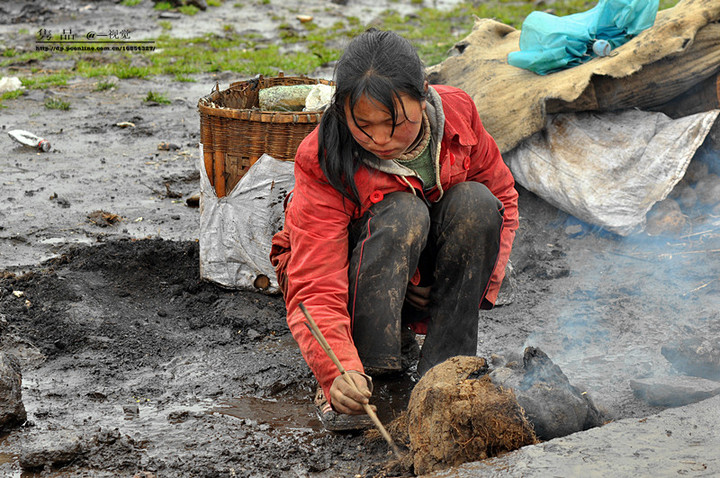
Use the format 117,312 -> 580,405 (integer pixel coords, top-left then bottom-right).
405,283 -> 432,310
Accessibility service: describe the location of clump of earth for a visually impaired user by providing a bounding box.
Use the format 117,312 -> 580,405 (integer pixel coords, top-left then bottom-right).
2,0 -> 720,477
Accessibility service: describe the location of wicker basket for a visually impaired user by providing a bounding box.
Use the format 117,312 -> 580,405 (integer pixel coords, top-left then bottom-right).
198,72 -> 334,197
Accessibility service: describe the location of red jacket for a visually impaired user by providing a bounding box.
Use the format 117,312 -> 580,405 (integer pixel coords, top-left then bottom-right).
271,85 -> 518,403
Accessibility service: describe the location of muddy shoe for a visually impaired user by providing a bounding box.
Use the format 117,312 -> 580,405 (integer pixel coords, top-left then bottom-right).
314,387 -> 373,432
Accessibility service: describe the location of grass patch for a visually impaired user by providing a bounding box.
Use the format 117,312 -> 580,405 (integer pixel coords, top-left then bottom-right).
0,0 -> 684,96
1,50 -> 52,67
95,80 -> 117,91
144,91 -> 171,104
21,73 -> 70,89
2,90 -> 24,101
159,20 -> 173,31
178,5 -> 200,15
121,0 -> 143,5
0,89 -> 24,108
44,97 -> 71,110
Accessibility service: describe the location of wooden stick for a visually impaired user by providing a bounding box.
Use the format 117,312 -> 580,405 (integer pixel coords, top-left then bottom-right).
298,302 -> 402,460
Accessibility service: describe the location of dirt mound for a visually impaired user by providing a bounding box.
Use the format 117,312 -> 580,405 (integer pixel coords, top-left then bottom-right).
403,356 -> 538,475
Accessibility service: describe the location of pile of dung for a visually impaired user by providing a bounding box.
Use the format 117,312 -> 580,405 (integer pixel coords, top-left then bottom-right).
403,356 -> 538,475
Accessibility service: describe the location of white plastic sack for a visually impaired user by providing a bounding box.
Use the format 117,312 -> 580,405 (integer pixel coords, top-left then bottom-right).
199,150 -> 294,292
505,109 -> 719,235
0,77 -> 23,93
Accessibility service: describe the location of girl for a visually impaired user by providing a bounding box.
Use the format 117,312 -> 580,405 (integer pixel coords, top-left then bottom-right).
271,28 -> 518,431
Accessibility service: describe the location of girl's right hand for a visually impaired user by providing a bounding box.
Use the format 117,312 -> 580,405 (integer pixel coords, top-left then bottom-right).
329,371 -> 375,415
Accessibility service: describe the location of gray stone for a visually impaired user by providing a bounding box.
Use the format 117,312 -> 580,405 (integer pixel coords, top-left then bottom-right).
0,352 -> 26,431
662,338 -> 720,381
18,430 -> 83,470
564,224 -> 583,236
489,347 -> 605,440
630,375 -> 720,407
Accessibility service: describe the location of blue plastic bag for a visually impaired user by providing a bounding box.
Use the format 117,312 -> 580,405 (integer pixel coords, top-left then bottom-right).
508,0 -> 659,75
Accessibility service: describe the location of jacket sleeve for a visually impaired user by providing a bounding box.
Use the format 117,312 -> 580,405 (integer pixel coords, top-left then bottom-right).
283,137 -> 365,404
465,96 -> 519,306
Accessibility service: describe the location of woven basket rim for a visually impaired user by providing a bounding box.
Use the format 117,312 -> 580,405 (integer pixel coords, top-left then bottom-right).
197,74 -> 334,117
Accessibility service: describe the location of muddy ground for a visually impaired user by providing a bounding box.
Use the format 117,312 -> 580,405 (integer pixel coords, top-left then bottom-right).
1,1 -> 720,477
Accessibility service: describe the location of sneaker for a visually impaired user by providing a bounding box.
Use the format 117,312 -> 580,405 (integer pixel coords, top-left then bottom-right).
314,386 -> 373,432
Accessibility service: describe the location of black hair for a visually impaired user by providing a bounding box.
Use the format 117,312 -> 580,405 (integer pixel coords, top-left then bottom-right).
318,28 -> 427,207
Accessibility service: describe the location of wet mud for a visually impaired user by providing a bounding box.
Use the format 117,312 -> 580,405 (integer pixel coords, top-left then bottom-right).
2,0 -> 720,476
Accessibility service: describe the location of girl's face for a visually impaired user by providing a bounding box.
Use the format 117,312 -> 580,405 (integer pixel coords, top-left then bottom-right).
345,93 -> 426,160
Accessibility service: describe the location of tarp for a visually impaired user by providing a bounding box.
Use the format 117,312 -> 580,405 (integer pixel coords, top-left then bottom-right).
427,0 -> 720,154
508,0 -> 659,74
198,151 -> 294,292
504,109 -> 719,235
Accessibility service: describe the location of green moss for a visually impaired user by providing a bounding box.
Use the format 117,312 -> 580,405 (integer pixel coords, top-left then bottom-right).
121,0 -> 142,5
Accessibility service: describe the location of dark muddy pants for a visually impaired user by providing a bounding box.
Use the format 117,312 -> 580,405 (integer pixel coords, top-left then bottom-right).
348,182 -> 504,377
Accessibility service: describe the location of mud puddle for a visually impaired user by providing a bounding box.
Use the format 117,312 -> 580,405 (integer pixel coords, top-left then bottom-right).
214,396 -> 322,431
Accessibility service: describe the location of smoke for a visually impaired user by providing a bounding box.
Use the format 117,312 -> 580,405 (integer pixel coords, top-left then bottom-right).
515,146 -> 720,416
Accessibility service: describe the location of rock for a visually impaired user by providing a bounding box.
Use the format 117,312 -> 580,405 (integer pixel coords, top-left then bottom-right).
630,375 -> 720,407
0,333 -> 46,369
405,356 -> 537,475
18,430 -> 83,470
0,352 -> 26,431
694,173 -> 720,206
489,347 -> 606,440
87,210 -> 122,227
157,142 -> 180,151
662,338 -> 720,381
186,0 -> 208,10
158,11 -> 182,19
564,223 -> 583,237
645,198 -> 685,236
494,260 -> 517,306
185,193 -> 200,208
134,472 -> 156,478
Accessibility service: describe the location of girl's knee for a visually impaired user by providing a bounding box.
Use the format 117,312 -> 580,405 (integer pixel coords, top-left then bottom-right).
373,192 -> 430,242
445,182 -> 503,228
